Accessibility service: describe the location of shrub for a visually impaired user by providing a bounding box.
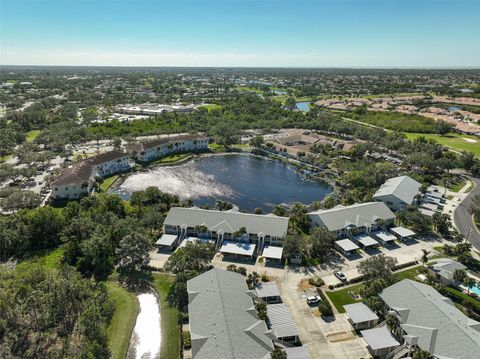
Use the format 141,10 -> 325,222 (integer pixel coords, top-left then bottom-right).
308,277 -> 325,287
318,300 -> 333,317
183,331 -> 191,349
236,266 -> 247,276
261,274 -> 269,282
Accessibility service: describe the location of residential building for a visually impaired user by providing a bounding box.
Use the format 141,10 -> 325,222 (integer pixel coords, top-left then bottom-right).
186,268 -> 274,359
163,207 -> 289,257
373,175 -> 421,211
128,134 -> 209,162
428,258 -> 467,286
380,279 -> 480,359
52,150 -> 130,200
308,202 -> 395,239
266,303 -> 300,344
360,326 -> 400,358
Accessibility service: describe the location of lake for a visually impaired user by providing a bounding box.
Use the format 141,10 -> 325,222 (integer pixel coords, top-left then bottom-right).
296,101 -> 311,112
111,154 -> 332,212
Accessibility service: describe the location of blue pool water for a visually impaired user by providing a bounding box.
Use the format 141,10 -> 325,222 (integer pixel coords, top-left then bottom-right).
296,101 -> 311,112
468,284 -> 480,296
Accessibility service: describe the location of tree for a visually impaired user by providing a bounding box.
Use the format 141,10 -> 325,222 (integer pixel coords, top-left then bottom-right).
0,190 -> 42,211
310,227 -> 336,259
453,268 -> 467,283
289,202 -> 309,232
460,152 -> 476,171
249,135 -> 264,149
272,204 -> 287,217
164,241 -> 214,274
432,212 -> 452,235
436,120 -> 453,135
282,234 -> 307,261
115,233 -> 151,285
385,313 -> 400,333
421,249 -> 430,267
412,348 -> 430,359
210,121 -> 239,148
285,97 -> 296,109
255,300 -> 268,321
254,207 -> 263,214
270,348 -> 287,359
464,276 -> 477,295
358,254 -> 398,284
215,200 -> 233,211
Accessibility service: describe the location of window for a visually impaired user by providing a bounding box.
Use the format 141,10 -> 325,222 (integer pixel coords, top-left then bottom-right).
65,187 -> 69,190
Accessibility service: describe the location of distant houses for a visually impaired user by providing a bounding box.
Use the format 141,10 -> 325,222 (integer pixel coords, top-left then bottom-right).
373,175 -> 421,211
127,134 -> 209,162
51,150 -> 130,199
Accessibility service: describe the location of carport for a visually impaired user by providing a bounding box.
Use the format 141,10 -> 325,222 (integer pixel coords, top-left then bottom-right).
334,239 -> 360,257
262,245 -> 283,263
255,282 -> 281,304
343,302 -> 379,330
155,234 -> 177,251
355,234 -> 379,250
361,326 -> 400,357
266,303 -> 300,344
390,226 -> 416,241
284,346 -> 311,359
219,240 -> 256,261
373,231 -> 397,245
176,236 -> 215,251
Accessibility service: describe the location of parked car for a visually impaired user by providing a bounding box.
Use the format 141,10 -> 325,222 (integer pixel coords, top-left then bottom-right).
334,271 -> 347,282
306,295 -> 321,305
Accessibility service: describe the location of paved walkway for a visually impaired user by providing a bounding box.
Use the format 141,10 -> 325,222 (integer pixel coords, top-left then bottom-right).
454,177 -> 480,250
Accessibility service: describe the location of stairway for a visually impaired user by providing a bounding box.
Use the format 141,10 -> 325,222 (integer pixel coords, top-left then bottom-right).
386,345 -> 409,359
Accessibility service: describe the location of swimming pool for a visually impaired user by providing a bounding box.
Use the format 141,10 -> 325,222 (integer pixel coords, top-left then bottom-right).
467,284 -> 480,296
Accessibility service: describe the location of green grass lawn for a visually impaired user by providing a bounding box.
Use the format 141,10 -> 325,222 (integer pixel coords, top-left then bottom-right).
326,283 -> 363,313
25,130 -> 41,142
100,175 -> 119,191
106,283 -> 139,359
404,132 -> 480,158
447,180 -> 468,193
199,104 -> 222,112
16,247 -> 65,271
208,143 -> 226,152
152,273 -> 180,359
326,266 -> 422,313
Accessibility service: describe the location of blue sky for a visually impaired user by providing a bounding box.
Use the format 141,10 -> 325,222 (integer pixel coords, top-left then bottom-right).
1,0 -> 479,67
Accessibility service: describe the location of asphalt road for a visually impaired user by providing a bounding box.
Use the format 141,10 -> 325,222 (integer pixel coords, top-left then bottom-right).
454,177 -> 480,250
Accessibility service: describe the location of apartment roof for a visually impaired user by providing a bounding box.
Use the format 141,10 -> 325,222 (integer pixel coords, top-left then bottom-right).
255,282 -> 281,299
308,202 -> 395,232
165,207 -> 289,238
84,150 -> 127,165
360,326 -> 400,351
187,268 -> 274,359
373,175 -> 421,205
129,134 -> 208,152
52,160 -> 93,186
266,303 -> 300,339
344,302 -> 379,324
52,150 -> 128,186
380,279 -> 480,359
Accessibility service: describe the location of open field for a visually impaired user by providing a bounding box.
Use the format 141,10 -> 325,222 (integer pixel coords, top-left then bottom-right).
404,132 -> 480,157
353,111 -> 439,133
25,130 -> 41,142
152,273 -> 180,359
16,247 -> 64,271
106,283 -> 139,359
199,104 -> 222,112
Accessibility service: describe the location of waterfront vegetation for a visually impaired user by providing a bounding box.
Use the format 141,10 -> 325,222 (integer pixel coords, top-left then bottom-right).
100,174 -> 120,191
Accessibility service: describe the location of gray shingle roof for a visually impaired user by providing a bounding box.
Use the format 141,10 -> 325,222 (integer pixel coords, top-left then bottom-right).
187,268 -> 274,359
165,207 -> 289,238
430,258 -> 467,281
380,279 -> 480,359
373,175 -> 421,205
308,202 -> 395,232
284,346 -> 312,359
344,302 -> 379,324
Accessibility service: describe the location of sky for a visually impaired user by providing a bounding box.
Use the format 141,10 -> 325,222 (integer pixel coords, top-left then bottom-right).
1,0 -> 479,68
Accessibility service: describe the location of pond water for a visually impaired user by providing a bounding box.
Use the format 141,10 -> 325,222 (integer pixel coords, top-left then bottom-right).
127,292 -> 161,359
296,101 -> 311,112
448,106 -> 462,112
111,154 -> 332,212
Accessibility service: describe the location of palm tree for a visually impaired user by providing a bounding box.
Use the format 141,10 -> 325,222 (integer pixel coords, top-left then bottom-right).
385,313 -> 400,337
464,277 -> 477,295
453,268 -> 467,283
270,348 -> 287,359
421,249 -> 430,267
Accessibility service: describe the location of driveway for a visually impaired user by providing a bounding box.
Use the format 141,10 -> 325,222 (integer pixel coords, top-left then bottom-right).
454,177 -> 480,250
